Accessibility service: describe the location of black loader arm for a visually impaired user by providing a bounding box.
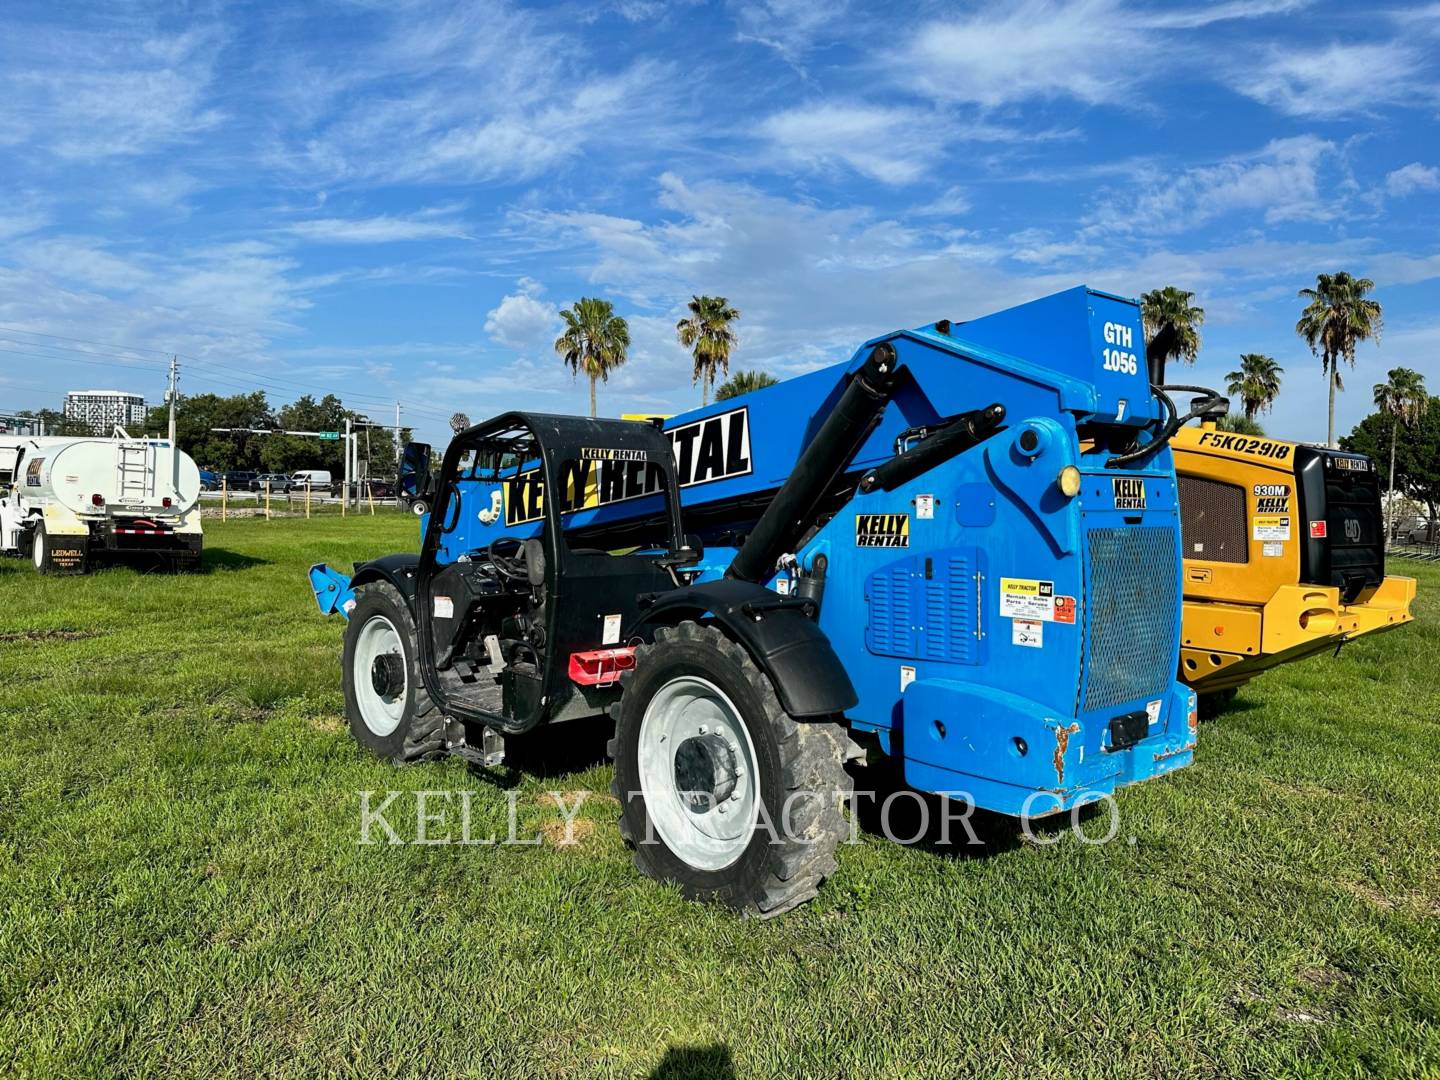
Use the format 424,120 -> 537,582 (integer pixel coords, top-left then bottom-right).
629,578 -> 858,718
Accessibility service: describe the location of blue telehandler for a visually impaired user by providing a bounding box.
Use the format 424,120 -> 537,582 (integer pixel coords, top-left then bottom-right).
310,285 -> 1223,915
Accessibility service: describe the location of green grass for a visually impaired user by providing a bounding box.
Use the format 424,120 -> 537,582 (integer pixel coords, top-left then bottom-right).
2,515 -> 1437,1078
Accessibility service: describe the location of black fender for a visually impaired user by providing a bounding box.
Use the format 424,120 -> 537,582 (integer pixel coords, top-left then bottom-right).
351,553 -> 421,612
629,579 -> 857,719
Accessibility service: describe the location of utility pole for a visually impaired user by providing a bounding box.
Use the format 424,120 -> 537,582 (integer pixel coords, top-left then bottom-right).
343,416 -> 352,513
167,355 -> 179,444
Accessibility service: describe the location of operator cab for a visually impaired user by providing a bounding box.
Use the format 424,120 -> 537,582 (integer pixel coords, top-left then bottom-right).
414,413 -> 699,737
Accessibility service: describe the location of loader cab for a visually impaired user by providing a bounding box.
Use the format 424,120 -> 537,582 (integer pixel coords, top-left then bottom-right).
414,412 -> 695,733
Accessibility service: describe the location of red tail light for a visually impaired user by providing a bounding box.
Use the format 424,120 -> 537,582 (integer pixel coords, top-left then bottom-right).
91,493 -> 105,507
162,497 -> 172,508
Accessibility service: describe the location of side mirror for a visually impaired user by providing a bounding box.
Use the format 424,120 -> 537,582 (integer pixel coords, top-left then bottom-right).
401,442 -> 433,499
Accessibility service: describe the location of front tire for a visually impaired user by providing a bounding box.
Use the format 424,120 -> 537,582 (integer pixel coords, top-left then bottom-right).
410,500 -> 428,517
341,581 -> 444,762
609,622 -> 851,918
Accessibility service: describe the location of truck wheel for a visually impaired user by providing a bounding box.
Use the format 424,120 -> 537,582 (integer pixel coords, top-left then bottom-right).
30,523 -> 86,575
411,500 -> 428,517
341,581 -> 444,763
609,621 -> 851,917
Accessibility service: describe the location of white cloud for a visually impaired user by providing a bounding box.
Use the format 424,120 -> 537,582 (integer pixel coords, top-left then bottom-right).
286,213 -> 471,244
1230,42 -> 1430,117
758,104 -> 942,185
1084,136 -> 1338,237
891,0 -> 1146,108
732,0 -> 848,68
1385,163 -> 1440,197
484,278 -> 561,353
0,24 -> 224,160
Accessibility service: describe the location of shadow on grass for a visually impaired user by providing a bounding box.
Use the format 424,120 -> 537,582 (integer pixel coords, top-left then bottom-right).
650,1045 -> 735,1080
202,548 -> 270,571
466,720 -> 615,789
847,755 -> 1110,861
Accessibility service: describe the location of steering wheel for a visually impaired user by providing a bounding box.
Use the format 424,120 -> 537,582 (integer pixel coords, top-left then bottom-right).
486,536 -> 531,581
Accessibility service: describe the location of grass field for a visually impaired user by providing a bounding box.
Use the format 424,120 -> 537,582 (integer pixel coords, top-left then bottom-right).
2,514 -> 1437,1078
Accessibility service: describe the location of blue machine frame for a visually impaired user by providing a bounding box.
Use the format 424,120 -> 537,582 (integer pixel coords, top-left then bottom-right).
312,285 -> 1199,816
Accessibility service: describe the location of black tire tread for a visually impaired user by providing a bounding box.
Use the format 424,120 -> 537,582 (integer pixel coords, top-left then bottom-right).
608,620 -> 851,918
350,581 -> 445,763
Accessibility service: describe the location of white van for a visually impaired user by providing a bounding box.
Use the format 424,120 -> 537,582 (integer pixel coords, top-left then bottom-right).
290,470 -> 333,493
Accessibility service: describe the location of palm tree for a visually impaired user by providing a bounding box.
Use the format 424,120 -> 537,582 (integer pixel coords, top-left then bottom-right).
1225,353 -> 1284,421
677,295 -> 740,407
1140,286 -> 1204,374
715,369 -> 778,401
1373,367 -> 1428,546
1296,271 -> 1383,447
555,297 -> 630,418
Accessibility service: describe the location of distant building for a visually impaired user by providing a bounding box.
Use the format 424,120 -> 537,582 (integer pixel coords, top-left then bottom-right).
64,390 -> 147,432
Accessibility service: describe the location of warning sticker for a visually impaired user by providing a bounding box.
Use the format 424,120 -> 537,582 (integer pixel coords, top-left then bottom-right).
856,513 -> 910,547
1000,578 -> 1055,621
915,493 -> 935,520
1145,699 -> 1162,725
1262,541 -> 1284,557
433,595 -> 454,619
1012,619 -> 1044,648
1053,595 -> 1077,624
899,665 -> 916,691
602,613 -> 622,645
1252,515 -> 1291,541
1309,520 -> 1328,539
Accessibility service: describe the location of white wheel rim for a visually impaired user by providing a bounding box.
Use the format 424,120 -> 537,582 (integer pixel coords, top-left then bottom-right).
32,531 -> 44,569
637,675 -> 761,871
354,615 -> 407,736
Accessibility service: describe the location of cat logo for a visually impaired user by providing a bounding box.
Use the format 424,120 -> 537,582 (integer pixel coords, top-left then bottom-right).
855,513 -> 910,548
1112,477 -> 1147,510
504,407 -> 753,526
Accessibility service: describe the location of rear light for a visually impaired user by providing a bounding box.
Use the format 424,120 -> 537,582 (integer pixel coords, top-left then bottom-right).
91,494 -> 104,507
162,497 -> 172,508
568,647 -> 637,687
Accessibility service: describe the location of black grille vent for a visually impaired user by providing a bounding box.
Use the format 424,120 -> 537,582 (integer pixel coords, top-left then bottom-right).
1084,527 -> 1178,713
1178,475 -> 1249,564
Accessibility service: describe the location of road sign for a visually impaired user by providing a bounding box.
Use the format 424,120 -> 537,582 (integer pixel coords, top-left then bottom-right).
318,431 -> 340,440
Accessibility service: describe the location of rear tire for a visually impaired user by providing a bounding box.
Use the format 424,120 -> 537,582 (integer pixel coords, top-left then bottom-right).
342,581 -> 444,763
609,621 -> 851,918
31,522 -> 87,575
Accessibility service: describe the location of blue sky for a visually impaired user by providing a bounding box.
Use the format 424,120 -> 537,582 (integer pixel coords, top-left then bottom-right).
1,0 -> 1437,446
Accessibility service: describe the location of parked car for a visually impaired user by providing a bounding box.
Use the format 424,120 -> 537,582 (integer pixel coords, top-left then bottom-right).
290,469 -> 333,494
198,469 -> 219,491
250,473 -> 293,492
221,470 -> 257,490
1405,520 -> 1438,544
346,478 -> 396,499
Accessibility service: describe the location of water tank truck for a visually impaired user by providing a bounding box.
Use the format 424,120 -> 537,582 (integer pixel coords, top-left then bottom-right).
0,434 -> 203,573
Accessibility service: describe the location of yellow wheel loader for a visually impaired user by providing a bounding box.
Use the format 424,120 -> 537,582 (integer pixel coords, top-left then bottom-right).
1173,422 -> 1415,714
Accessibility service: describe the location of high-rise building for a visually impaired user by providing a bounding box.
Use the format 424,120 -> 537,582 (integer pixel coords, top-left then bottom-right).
64,389 -> 147,432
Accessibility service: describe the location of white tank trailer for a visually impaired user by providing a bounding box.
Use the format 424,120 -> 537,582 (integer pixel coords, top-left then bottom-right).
0,435 -> 203,573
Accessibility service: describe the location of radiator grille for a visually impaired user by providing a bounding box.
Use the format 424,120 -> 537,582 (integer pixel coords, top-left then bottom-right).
1178,475 -> 1248,564
1083,527 -> 1178,712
